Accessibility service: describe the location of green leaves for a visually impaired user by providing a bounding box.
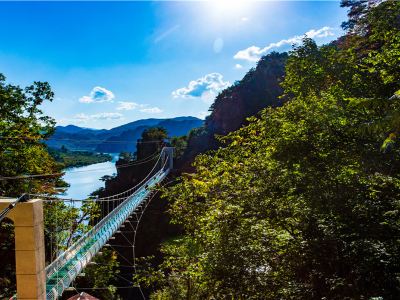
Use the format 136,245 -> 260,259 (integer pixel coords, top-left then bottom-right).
82,249 -> 120,299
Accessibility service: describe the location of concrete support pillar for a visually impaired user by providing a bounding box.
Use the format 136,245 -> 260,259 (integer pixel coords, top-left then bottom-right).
0,198 -> 46,300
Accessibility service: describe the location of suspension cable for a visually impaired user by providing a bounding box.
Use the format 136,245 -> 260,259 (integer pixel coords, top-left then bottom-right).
0,136 -> 169,144
0,149 -> 160,181
0,173 -> 64,181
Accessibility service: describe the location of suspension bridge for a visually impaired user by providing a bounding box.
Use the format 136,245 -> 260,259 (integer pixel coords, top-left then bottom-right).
0,147 -> 174,300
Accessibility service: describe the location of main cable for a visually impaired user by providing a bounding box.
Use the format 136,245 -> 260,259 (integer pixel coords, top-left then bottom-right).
0,149 -> 160,181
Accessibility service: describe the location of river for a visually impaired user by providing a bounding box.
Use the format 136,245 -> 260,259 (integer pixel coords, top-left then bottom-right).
61,154 -> 119,199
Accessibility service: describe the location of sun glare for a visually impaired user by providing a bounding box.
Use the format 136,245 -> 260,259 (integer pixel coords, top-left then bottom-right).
206,0 -> 254,21
213,0 -> 247,14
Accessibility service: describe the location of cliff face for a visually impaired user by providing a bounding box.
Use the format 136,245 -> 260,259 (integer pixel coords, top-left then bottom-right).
179,52 -> 288,170
209,52 -> 288,135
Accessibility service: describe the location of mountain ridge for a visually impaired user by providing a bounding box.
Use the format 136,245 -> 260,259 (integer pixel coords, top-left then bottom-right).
47,116 -> 203,153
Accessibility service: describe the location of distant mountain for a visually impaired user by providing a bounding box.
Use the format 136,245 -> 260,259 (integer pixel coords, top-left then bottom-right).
46,116 -> 203,153
56,124 -> 90,134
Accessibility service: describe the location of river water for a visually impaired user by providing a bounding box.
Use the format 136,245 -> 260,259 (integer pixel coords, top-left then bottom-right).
61,154 -> 119,199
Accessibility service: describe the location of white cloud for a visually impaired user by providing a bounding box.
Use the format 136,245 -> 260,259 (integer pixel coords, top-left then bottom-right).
116,101 -> 144,111
234,26 -> 336,62
79,86 -> 115,103
73,112 -> 124,123
117,101 -> 161,113
140,107 -> 163,114
172,73 -> 230,102
235,64 -> 243,69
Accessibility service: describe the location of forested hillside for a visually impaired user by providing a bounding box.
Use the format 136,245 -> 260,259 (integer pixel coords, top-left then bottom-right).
139,1 -> 400,299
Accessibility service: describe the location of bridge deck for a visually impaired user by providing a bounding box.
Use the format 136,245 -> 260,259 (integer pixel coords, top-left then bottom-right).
45,169 -> 169,299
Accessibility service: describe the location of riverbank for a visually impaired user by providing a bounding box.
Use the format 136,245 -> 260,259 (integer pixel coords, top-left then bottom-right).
49,147 -> 112,168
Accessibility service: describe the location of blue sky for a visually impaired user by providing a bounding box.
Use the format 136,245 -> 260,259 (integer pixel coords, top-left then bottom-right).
0,1 -> 348,129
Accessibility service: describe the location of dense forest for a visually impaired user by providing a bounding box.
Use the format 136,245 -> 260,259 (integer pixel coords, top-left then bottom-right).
135,1 -> 400,299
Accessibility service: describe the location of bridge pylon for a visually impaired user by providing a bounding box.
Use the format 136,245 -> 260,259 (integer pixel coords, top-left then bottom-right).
0,198 -> 46,300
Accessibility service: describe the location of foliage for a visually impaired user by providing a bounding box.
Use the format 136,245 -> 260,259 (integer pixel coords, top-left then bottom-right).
142,127 -> 168,141
146,1 -> 400,299
340,0 -> 370,33
81,248 -> 121,299
134,238 -> 208,300
119,151 -> 136,162
187,126 -> 208,140
90,187 -> 106,197
0,219 -> 15,298
170,136 -> 188,159
136,126 -> 168,160
160,98 -> 400,298
44,200 -> 101,262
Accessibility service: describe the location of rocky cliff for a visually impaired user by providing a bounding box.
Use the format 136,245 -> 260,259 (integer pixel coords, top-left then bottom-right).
179,52 -> 288,171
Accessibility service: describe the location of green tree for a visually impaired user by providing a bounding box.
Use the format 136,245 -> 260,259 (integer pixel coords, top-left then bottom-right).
340,0 -> 370,33
142,127 -> 168,141
136,127 -> 168,160
170,136 -> 188,159
119,151 -> 136,162
44,200 -> 101,261
0,74 -> 61,196
78,248 -> 121,299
